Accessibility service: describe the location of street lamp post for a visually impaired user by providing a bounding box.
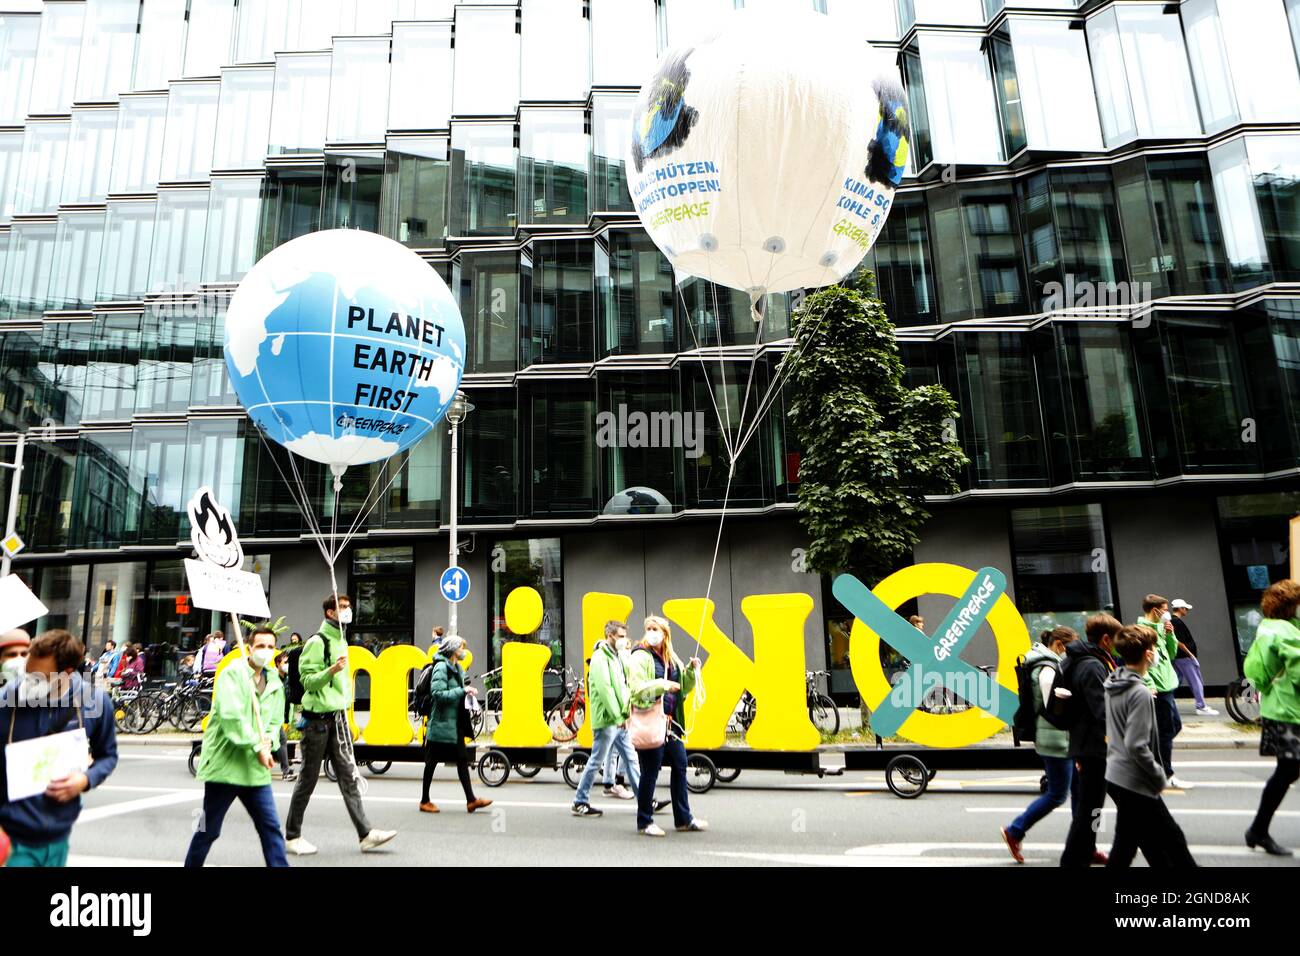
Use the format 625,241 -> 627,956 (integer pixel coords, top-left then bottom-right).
445,390 -> 473,637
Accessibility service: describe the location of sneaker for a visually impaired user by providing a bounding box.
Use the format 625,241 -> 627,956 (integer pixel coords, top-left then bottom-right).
676,819 -> 709,832
1000,826 -> 1024,864
602,786 -> 616,797
571,803 -> 603,817
285,837 -> 317,856
1196,706 -> 1220,716
640,823 -> 666,837
610,784 -> 635,800
281,770 -> 298,782
418,801 -> 440,814
466,798 -> 493,813
359,829 -> 397,851
652,799 -> 670,814
1168,775 -> 1195,790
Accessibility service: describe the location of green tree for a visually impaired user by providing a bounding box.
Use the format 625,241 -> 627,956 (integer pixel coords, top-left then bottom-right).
786,274 -> 967,584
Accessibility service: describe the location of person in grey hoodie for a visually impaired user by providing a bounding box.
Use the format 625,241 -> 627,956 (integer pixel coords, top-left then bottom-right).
1104,625 -> 1196,868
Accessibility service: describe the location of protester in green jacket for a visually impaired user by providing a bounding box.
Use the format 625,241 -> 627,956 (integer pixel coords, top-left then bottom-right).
571,621 -> 642,817
185,627 -> 287,867
1135,594 -> 1191,789
419,634 -> 491,815
1245,580 -> 1300,856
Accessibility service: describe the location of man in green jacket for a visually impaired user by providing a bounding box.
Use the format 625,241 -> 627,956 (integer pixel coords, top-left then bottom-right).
184,626 -> 287,867
283,593 -> 396,856
1136,593 -> 1192,790
571,621 -> 642,817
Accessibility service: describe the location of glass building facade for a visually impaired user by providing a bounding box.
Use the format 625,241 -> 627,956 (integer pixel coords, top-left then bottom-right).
1,0 -> 1299,689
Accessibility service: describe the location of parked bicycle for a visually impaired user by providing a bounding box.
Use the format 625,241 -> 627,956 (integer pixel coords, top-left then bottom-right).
1224,675 -> 1261,724
734,669 -> 841,736
546,665 -> 586,743
466,667 -> 503,740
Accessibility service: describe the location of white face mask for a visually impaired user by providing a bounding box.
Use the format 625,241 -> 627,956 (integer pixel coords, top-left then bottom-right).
644,632 -> 663,647
615,637 -> 630,652
337,608 -> 353,625
250,647 -> 275,668
1,657 -> 25,679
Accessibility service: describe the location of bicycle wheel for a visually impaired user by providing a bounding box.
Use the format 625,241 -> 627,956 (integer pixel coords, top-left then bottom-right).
547,699 -> 582,743
469,706 -> 484,740
1233,678 -> 1262,724
1224,681 -> 1244,723
515,764 -> 542,778
810,694 -> 840,735
562,751 -> 588,789
178,695 -> 204,732
885,755 -> 929,799
736,694 -> 756,731
686,753 -> 716,794
122,698 -> 151,734
365,761 -> 392,775
715,767 -> 742,784
477,749 -> 510,787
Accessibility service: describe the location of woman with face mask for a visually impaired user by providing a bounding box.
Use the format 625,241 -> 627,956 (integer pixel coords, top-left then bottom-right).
419,635 -> 492,815
628,615 -> 707,837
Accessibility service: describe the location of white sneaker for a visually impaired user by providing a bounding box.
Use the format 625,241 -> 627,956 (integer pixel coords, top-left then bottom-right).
285,837 -> 317,856
1168,775 -> 1195,790
640,823 -> 666,837
360,829 -> 397,851
610,784 -> 635,800
1196,706 -> 1220,716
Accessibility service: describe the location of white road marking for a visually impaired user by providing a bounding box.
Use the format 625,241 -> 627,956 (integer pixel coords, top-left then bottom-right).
79,790 -> 204,822
702,841 -> 1265,867
965,806 -> 1299,817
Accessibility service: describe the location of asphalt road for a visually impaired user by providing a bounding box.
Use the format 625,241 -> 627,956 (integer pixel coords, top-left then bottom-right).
61,743 -> 1300,867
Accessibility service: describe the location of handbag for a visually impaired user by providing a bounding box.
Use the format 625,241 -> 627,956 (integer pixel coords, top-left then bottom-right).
628,697 -> 667,751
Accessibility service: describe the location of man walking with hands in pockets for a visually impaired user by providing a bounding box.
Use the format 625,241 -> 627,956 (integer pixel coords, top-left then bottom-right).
571,620 -> 641,817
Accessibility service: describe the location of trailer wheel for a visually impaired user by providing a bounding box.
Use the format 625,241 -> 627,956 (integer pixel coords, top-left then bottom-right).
366,761 -> 392,775
885,754 -> 929,798
477,748 -> 510,787
686,754 -> 717,794
515,764 -> 542,778
562,751 -> 588,789
716,767 -> 741,784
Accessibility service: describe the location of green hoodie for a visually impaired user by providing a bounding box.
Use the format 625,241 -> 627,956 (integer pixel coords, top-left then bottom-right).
1244,618 -> 1300,724
1135,617 -> 1179,693
197,655 -> 284,788
587,640 -> 631,731
299,619 -> 350,714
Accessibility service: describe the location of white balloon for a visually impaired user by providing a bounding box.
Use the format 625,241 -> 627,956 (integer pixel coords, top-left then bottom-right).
626,9 -> 910,300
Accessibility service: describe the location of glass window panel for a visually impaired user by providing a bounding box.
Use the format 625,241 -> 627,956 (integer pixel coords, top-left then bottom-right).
1092,6 -> 1200,146
1217,0 -> 1300,124
110,94 -> 168,193
1006,18 -> 1103,152
900,48 -> 932,171
451,122 -> 516,236
255,166 -> 322,258
190,304 -> 239,406
1209,136 -> 1300,289
134,0 -> 188,91
382,137 -> 449,248
83,561 -> 147,645
1053,324 -> 1147,480
523,239 -> 593,365
389,22 -> 452,130
461,389 -> 518,519
662,0 -> 734,49
591,93 -> 634,213
159,82 -> 220,181
909,0 -> 983,25
181,419 -> 246,523
591,0 -> 656,87
28,564 -> 89,635
518,108 -> 587,226
148,187 -> 210,292
599,227 -> 674,355
2,220 -> 57,320
682,362 -> 768,506
598,371 -> 682,512
1010,504 -> 1114,635
84,312 -> 142,420
234,0 -> 296,63
202,176 -> 262,282
14,439 -> 79,552
525,382 -> 597,516
28,2 -> 85,114
213,67 -> 274,168
1183,0 -> 1239,132
457,251 -> 519,372
48,210 -> 105,309
0,130 -> 23,223
268,53 -> 330,154
296,0 -> 350,50
130,424 -> 189,541
98,199 -> 156,300
488,538 -> 563,669
183,0 -> 237,77
321,152 -> 382,230
869,191 -> 934,325
72,436 -> 136,547
1248,135 -> 1300,284
1210,139 -> 1268,287
825,0 -> 897,40
1086,9 -> 1136,145
954,332 -> 1046,487
520,0 -> 587,100
327,38 -> 390,143
989,33 -> 1026,159
136,312 -> 196,414
1163,313 -> 1255,471
0,14 -> 39,124
75,0 -> 139,102
13,119 -> 69,216
381,429 -> 445,528
915,33 -> 1003,165
452,7 -> 519,116
15,322 -> 91,427
61,108 -> 118,204
1147,156 -> 1230,296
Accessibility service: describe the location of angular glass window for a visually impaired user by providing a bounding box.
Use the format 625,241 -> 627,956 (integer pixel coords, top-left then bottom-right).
268,53 -> 330,155
952,331 -> 1047,487
519,108 -> 587,227
599,227 -> 674,356
450,122 -> 516,237
234,0 -> 296,64
213,67 -> 274,169
327,38 -> 390,144
682,362 -> 769,508
915,32 -> 1003,165
382,137 -> 449,248
134,0 -> 188,92
598,370 -> 682,514
1050,324 -> 1148,481
1184,0 -> 1300,133
389,23 -> 452,131
352,0 -> 403,37
84,312 -> 141,420
906,0 -> 984,26
159,81 -> 220,182
523,381 -> 598,517
1004,17 -> 1103,153
591,93 -> 635,214
28,321 -> 91,427
591,0 -> 656,87
381,427 -> 445,529
75,0 -> 139,103
322,152 -> 382,231
929,182 -> 1026,321
1020,168 -> 1127,312
1248,135 -> 1300,285
452,6 -> 519,117
256,166 -> 321,259
183,0 -> 237,78
1161,313 -> 1256,472
869,191 -> 935,326
520,0 -> 588,101
14,439 -> 79,552
678,278 -> 755,349
900,47 -> 933,172
457,250 -> 519,372
0,14 -> 39,125
190,305 -> 239,406
13,119 -> 69,217
2,220 -> 57,321
460,388 -> 518,520
47,210 -> 105,310
61,107 -> 118,205
181,419 -> 246,518
1010,504 -> 1115,636
97,199 -> 156,301
0,130 -> 24,223
202,175 -> 262,283
136,312 -> 196,415
110,95 -> 168,194
148,187 -> 209,293
70,434 -> 136,548
27,2 -> 84,114
129,424 -> 189,542
988,32 -> 1026,159
523,239 -> 593,366
1210,136 -> 1300,289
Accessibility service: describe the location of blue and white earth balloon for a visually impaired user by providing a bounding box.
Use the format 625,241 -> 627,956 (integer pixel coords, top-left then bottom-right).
223,229 -> 466,469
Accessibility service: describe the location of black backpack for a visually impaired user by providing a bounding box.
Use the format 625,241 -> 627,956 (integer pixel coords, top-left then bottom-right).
412,662 -> 436,717
286,632 -> 330,706
1012,655 -> 1060,744
1041,655 -> 1079,730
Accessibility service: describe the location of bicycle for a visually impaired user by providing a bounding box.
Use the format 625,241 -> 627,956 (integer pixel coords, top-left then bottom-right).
1224,676 -> 1261,724
734,669 -> 840,736
545,665 -> 586,744
466,667 -> 503,740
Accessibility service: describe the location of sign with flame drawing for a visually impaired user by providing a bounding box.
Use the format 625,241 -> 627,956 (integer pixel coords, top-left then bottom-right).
183,486 -> 269,617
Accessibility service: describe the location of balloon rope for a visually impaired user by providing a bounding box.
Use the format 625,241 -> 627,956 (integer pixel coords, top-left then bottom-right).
708,277 -> 736,467
332,457 -> 411,560
262,439 -> 332,569
677,281 -> 734,463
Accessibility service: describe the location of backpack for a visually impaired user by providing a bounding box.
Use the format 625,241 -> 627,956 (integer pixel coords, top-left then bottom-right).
286,632 -> 329,706
1041,654 -> 1080,731
412,662 -> 436,717
1012,655 -> 1061,744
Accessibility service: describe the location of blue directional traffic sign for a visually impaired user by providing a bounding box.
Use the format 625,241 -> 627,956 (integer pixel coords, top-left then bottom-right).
439,566 -> 470,603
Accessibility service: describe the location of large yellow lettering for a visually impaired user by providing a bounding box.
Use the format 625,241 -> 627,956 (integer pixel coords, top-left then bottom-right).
576,592 -> 635,748
348,643 -> 431,745
663,594 -> 820,751
493,641 -> 553,747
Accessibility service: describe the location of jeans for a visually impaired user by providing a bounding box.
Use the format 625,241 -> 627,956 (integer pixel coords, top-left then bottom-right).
1173,658 -> 1207,709
1106,782 -> 1196,867
1155,691 -> 1182,776
6,837 -> 70,867
285,713 -> 372,841
185,782 -> 288,867
636,735 -> 692,829
575,725 -> 641,806
422,740 -> 475,803
1006,754 -> 1072,841
1060,756 -> 1108,866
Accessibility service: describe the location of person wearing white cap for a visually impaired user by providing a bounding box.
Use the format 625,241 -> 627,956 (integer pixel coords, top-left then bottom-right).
0,629 -> 30,690
1170,599 -> 1217,716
